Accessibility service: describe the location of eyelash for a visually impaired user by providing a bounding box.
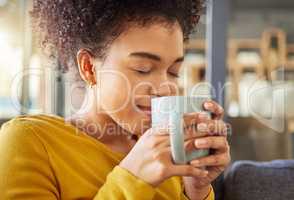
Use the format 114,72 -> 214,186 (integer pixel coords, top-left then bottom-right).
169,72 -> 180,78
136,69 -> 151,74
136,69 -> 179,78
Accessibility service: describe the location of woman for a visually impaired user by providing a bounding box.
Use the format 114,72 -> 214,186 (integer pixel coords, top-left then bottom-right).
0,1 -> 230,199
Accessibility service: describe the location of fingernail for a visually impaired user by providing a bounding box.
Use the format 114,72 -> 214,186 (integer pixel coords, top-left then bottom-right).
196,139 -> 207,147
191,160 -> 200,166
200,170 -> 208,177
204,102 -> 213,109
197,123 -> 208,132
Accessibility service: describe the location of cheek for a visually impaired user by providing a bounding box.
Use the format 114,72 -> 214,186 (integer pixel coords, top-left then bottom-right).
99,71 -> 132,113
99,71 -> 151,134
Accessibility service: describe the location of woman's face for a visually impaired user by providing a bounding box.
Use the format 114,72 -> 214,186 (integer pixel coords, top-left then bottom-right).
96,22 -> 184,135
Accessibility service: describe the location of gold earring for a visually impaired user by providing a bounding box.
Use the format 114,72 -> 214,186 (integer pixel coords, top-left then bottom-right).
90,83 -> 96,89
87,81 -> 94,88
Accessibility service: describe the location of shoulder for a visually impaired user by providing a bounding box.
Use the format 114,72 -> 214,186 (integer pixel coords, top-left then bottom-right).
4,114 -> 67,128
1,114 -> 64,128
0,115 -> 48,148
0,114 -> 74,146
0,115 -> 53,170
1,113 -> 75,137
0,115 -> 34,141
0,115 -> 60,198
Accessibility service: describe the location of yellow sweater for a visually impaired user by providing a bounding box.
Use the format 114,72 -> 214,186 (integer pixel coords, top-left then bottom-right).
0,114 -> 214,200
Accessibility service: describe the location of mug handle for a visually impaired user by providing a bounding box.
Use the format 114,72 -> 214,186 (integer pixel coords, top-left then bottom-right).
169,112 -> 210,164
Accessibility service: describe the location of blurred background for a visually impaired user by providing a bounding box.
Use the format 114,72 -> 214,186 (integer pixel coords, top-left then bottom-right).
0,0 -> 294,162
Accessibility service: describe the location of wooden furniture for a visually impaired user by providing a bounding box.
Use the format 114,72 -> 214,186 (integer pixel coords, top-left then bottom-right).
261,28 -> 287,80
228,39 -> 265,102
179,39 -> 206,95
286,44 -> 294,69
183,28 -> 293,102
184,39 -> 206,83
228,117 -> 292,161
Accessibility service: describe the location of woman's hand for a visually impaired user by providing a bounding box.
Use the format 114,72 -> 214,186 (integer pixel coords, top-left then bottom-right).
183,100 -> 231,200
119,114 -> 210,187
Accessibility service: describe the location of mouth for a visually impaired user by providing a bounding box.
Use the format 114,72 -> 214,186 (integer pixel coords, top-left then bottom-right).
136,105 -> 152,116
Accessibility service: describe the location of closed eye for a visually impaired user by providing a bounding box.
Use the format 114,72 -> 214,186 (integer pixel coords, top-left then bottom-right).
135,69 -> 151,74
168,72 -> 180,78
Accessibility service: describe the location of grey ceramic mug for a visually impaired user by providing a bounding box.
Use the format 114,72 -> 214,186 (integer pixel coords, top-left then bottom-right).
151,96 -> 210,164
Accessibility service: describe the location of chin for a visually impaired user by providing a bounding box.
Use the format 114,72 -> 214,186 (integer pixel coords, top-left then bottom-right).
131,114 -> 152,136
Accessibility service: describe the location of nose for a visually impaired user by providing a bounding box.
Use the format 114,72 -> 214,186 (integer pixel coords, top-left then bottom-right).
151,80 -> 176,97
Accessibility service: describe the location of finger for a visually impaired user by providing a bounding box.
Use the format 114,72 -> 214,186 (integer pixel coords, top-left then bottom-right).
183,112 -> 210,129
197,120 -> 227,136
152,124 -> 204,148
202,100 -> 224,119
184,128 -> 209,141
184,139 -> 200,152
156,131 -> 206,149
182,113 -> 210,140
164,131 -> 206,150
206,165 -> 227,178
194,136 -> 229,152
170,165 -> 208,178
146,124 -> 170,137
190,153 -> 231,167
184,139 -> 210,154
143,127 -> 170,148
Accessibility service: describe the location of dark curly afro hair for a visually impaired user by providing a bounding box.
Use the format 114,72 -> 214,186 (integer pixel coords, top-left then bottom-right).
31,0 -> 203,72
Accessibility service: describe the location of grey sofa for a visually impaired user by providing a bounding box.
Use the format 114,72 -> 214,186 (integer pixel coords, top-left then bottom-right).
221,160 -> 294,200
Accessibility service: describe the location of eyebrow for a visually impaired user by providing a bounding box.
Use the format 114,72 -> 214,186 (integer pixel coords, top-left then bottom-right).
129,52 -> 184,63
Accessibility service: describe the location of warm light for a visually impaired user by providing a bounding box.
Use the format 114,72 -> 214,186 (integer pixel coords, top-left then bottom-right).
0,32 -> 13,67
0,0 -> 7,7
0,30 -> 23,117
29,54 -> 42,98
0,31 -> 22,95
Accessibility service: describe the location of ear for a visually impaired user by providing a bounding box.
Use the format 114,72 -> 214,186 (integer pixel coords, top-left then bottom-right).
77,48 -> 97,87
